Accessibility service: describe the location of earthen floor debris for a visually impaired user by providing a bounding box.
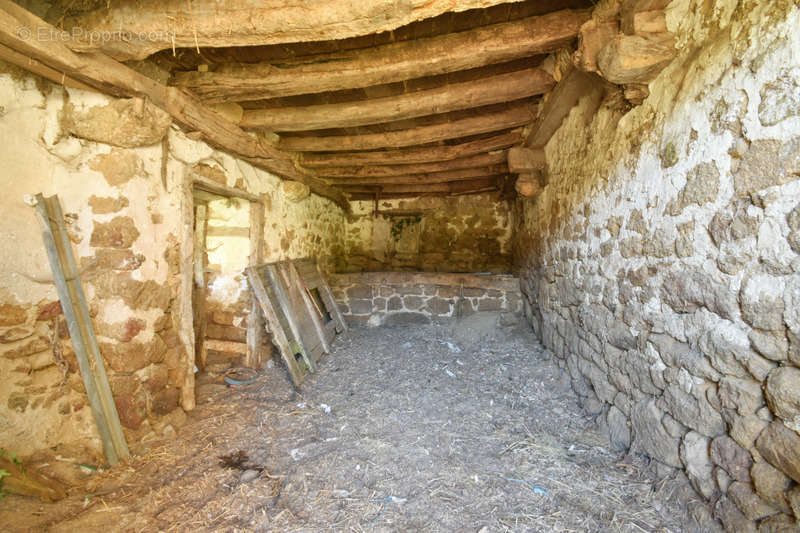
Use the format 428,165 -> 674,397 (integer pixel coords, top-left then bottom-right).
5,323 -> 712,532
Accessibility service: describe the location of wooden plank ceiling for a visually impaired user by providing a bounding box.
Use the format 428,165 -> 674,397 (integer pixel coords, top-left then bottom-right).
4,0 -> 676,202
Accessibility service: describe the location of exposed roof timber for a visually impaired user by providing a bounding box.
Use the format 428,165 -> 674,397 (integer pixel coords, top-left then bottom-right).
298,131 -> 523,167
524,65 -> 603,147
172,9 -> 589,102
240,68 -> 552,132
507,146 -> 546,172
150,0 -> 595,69
62,0 -> 532,61
338,176 -> 502,195
324,166 -> 508,185
0,0 -> 350,211
316,151 -> 508,178
347,189 -> 498,200
0,43 -> 94,91
278,101 -> 537,152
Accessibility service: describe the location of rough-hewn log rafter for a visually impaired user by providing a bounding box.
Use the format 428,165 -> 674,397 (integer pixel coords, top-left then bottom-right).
310,151 -> 507,179
0,0 -> 349,210
324,166 -> 507,186
0,43 -> 94,91
338,177 -> 501,195
508,146 -> 547,172
279,102 -> 536,152
173,9 -> 590,102
298,131 -> 522,167
525,66 -> 603,147
63,0 -> 530,61
240,68 -> 552,132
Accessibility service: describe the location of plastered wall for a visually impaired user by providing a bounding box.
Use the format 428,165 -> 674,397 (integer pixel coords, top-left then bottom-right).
342,194 -> 513,273
0,68 -> 345,461
514,1 -> 800,531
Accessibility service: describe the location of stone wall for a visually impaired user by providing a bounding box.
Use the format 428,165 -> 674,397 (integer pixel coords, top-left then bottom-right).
329,272 -> 522,327
0,68 -> 345,461
341,194 -> 513,273
514,1 -> 800,531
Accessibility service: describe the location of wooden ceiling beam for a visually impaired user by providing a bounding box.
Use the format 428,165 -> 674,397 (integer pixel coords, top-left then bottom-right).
0,0 -> 349,211
172,9 -> 590,102
524,65 -> 603,148
347,190 -> 497,200
339,176 -> 500,195
239,68 -> 553,131
324,167 -> 507,186
507,146 -> 547,172
0,43 -> 94,92
62,0 -> 535,61
313,151 -> 507,178
298,130 -> 522,167
278,102 -> 536,152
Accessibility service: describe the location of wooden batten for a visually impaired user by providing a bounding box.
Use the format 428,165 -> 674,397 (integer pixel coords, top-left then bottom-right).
325,167 -> 506,186
315,151 -> 507,178
298,131 -> 522,167
239,68 -> 553,131
173,9 -> 589,102
339,176 -> 500,195
0,43 -> 94,91
279,102 -> 536,152
33,194 -> 129,466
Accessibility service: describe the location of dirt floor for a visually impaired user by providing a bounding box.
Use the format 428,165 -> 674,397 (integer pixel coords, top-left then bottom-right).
3,317 -> 715,532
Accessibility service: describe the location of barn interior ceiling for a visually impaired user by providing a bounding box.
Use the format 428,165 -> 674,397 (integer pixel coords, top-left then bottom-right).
3,0 -> 674,204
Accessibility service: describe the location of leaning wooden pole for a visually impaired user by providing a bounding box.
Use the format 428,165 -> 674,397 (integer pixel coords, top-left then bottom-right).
33,194 -> 129,466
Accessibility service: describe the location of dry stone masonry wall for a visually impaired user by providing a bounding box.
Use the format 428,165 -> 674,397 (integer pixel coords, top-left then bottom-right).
329,272 -> 522,327
342,195 -> 513,273
514,2 -> 800,531
0,68 -> 346,461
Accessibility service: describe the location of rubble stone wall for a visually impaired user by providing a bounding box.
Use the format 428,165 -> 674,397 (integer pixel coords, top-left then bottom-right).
0,68 -> 345,461
329,272 -> 522,327
341,194 -> 513,273
514,2 -> 800,531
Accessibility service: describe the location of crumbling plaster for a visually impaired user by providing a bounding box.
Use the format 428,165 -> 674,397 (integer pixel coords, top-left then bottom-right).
0,70 -> 346,460
515,1 -> 800,530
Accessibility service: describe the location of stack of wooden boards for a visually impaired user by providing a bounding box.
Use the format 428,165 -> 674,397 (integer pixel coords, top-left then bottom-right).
246,259 -> 346,388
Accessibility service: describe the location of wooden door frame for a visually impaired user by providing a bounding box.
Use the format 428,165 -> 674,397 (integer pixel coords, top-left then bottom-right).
182,174 -> 268,403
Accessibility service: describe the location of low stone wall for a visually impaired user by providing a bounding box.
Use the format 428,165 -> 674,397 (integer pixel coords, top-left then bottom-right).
329,272 -> 522,327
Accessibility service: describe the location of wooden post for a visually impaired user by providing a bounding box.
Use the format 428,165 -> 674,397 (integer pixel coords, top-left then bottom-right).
245,201 -> 266,368
192,203 -> 208,370
33,194 -> 129,465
